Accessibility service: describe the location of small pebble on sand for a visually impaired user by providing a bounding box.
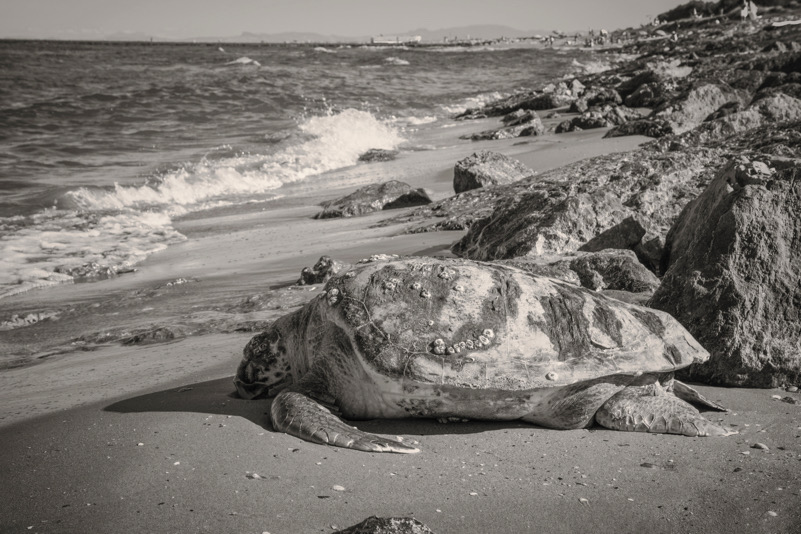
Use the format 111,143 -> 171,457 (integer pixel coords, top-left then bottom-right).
767,511 -> 778,517
751,443 -> 769,450
332,485 -> 346,491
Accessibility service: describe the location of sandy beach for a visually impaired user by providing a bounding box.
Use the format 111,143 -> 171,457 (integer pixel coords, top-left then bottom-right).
4,10 -> 801,528
2,116 -> 800,534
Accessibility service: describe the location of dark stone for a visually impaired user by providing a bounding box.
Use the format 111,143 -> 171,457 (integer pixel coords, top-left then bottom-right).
703,101 -> 742,122
586,87 -> 623,107
604,119 -> 674,138
625,82 -> 670,108
358,149 -> 399,163
297,256 -> 344,286
315,181 -> 431,219
453,151 -> 532,194
334,516 -> 435,534
579,216 -> 647,253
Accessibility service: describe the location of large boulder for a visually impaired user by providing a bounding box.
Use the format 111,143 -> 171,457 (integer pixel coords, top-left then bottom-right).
453,151 -> 532,194
451,188 -> 632,260
650,157 -> 801,388
315,181 -> 431,219
651,82 -> 747,134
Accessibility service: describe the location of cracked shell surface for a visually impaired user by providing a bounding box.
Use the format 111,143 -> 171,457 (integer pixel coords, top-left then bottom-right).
313,257 -> 709,390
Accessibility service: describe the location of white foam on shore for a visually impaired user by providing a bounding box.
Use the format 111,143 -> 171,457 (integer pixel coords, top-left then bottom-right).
66,109 -> 403,213
0,109 -> 404,299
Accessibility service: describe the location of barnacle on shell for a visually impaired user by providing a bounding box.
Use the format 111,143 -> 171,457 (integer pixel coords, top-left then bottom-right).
326,288 -> 341,305
478,335 -> 489,345
545,372 -> 558,381
483,328 -> 495,339
420,290 -> 431,299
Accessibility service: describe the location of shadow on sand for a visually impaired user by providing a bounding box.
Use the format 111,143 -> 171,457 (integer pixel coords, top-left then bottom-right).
103,376 -> 532,439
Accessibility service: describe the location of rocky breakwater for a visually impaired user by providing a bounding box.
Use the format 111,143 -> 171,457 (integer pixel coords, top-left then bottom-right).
650,156 -> 801,388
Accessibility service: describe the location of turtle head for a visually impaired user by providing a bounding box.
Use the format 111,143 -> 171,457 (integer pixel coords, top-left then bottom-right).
234,325 -> 294,399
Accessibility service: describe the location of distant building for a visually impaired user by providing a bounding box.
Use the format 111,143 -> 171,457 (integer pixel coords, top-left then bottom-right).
370,35 -> 422,44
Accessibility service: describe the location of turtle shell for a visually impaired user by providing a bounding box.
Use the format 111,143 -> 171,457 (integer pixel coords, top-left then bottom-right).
318,257 -> 707,390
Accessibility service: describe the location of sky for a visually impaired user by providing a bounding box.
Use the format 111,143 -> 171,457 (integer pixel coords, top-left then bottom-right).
1,0 -> 691,40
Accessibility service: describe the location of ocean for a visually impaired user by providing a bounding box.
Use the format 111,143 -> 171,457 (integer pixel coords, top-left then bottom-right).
0,39 -> 588,300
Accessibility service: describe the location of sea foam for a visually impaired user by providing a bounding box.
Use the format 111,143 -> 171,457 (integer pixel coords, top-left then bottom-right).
0,109 -> 404,299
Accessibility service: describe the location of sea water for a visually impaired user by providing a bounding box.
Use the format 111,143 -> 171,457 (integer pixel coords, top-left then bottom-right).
0,40 -> 587,300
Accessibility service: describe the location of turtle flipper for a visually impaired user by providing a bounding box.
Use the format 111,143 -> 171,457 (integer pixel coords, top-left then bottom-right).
595,383 -> 737,437
670,380 -> 727,411
271,391 -> 420,453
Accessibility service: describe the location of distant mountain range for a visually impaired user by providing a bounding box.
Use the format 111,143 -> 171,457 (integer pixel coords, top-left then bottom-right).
101,24 -> 552,43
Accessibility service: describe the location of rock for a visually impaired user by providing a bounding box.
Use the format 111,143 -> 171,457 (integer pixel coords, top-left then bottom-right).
358,149 -> 399,163
579,216 -> 647,253
571,251 -> 659,293
334,516 -> 436,534
297,256 -> 344,286
452,189 -> 633,260
651,82 -> 747,134
586,87 -> 623,107
556,105 -> 642,133
570,79 -> 586,96
569,98 -> 589,113
650,157 -> 801,387
704,101 -> 742,122
568,249 -> 660,293
462,110 -> 544,140
625,82 -> 670,108
616,70 -> 662,100
672,95 -> 801,152
315,181 -> 431,219
604,119 -> 674,138
453,90 -> 572,120
381,137 -> 725,242
453,151 -> 532,194
496,250 -> 660,294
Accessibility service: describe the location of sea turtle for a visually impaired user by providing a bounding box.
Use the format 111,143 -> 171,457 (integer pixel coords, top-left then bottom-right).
235,257 -> 734,453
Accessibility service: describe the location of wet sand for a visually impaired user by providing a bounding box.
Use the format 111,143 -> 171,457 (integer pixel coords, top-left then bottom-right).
2,115 -> 800,533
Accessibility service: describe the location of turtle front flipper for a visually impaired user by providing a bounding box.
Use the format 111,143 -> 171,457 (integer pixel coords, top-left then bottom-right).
271,391 -> 420,453
594,381 -> 737,437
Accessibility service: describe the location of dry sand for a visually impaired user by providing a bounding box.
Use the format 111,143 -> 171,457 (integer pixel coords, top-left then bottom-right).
2,118 -> 800,534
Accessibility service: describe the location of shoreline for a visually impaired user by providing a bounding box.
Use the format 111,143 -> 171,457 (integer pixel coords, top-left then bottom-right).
3,10 -> 801,531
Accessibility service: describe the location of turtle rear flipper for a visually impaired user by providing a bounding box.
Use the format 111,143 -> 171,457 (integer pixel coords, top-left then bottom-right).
594,383 -> 737,437
671,379 -> 727,411
271,390 -> 420,453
